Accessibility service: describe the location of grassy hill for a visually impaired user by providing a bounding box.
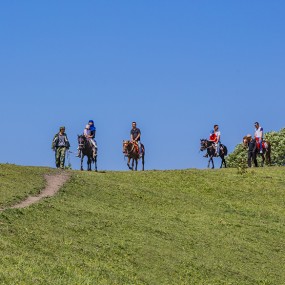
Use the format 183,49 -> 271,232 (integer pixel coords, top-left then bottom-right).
0,165 -> 285,284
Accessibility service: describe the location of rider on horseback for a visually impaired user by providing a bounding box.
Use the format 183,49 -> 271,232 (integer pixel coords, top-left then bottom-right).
87,120 -> 97,158
130,121 -> 142,157
254,122 -> 263,153
207,125 -> 220,156
76,120 -> 97,158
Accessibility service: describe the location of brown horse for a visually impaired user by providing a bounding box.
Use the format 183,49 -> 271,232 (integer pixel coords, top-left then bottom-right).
123,140 -> 145,171
243,136 -> 271,166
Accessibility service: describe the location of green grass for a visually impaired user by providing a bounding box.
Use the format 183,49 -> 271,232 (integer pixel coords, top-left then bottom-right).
0,165 -> 285,284
0,164 -> 56,208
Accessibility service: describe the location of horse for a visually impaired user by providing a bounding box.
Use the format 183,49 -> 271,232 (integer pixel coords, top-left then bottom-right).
200,139 -> 228,169
243,136 -> 271,167
77,135 -> 98,171
123,140 -> 145,171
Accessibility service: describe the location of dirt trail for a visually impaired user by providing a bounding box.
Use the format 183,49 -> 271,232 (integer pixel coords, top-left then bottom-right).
1,173 -> 70,211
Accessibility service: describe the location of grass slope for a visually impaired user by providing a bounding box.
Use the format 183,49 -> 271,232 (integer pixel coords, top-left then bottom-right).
0,164 -> 56,207
0,166 -> 285,284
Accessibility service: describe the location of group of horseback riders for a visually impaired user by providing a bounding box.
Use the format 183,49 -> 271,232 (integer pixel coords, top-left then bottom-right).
51,120 -> 143,170
201,121 -> 268,169
51,120 -> 266,170
243,122 -> 270,167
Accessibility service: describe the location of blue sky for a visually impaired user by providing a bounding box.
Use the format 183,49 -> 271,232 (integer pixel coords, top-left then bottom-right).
0,1 -> 284,170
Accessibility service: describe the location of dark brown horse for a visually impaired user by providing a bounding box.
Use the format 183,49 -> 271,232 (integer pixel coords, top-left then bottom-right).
243,136 -> 271,167
123,140 -> 145,171
200,139 -> 228,169
78,135 -> 98,171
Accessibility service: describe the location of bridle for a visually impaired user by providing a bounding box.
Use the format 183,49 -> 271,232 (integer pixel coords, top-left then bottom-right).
78,136 -> 86,150
123,141 -> 135,156
201,139 -> 215,151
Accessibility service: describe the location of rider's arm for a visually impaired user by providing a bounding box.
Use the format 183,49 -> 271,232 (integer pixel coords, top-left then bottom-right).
88,130 -> 95,139
135,132 -> 141,141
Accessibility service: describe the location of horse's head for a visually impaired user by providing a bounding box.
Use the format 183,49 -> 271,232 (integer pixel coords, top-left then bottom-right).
243,135 -> 251,147
200,139 -> 208,151
78,135 -> 86,150
123,140 -> 131,154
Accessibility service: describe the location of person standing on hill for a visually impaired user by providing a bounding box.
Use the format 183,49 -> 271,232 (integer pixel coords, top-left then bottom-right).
246,134 -> 257,167
51,126 -> 70,169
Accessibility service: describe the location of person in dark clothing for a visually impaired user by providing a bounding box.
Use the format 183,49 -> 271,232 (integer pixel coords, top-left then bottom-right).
246,134 -> 257,167
130,121 -> 142,156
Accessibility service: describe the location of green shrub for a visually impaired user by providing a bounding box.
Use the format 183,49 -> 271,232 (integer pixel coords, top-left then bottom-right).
227,128 -> 285,167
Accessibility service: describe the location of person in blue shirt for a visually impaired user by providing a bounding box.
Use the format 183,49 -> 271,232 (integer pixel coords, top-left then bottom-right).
87,120 -> 97,157
76,120 -> 97,158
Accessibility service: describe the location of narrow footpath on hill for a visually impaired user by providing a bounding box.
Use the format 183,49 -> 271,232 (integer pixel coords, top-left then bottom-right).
0,173 -> 70,211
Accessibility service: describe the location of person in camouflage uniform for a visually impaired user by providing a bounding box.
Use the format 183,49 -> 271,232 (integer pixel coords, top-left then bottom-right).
52,126 -> 70,169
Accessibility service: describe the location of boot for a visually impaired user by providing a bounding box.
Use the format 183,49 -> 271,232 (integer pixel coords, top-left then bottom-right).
76,150 -> 81,158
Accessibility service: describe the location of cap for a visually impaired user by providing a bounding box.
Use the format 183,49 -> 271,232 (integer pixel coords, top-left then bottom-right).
88,120 -> 94,124
59,126 -> 65,130
246,134 -> 252,138
254,122 -> 259,125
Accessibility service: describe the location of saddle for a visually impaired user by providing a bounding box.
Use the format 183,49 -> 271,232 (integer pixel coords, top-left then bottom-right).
256,141 -> 266,150
132,141 -> 139,154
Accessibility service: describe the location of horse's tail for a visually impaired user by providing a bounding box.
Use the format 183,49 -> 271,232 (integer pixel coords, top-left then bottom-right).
221,144 -> 228,156
141,143 -> 145,155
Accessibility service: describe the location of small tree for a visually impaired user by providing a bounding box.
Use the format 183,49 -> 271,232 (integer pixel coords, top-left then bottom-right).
226,128 -> 285,167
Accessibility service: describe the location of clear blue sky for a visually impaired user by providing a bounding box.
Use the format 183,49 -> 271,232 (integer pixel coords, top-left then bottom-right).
0,1 -> 284,170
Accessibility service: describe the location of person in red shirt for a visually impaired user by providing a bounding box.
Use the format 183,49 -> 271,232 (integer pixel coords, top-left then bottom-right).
209,130 -> 217,143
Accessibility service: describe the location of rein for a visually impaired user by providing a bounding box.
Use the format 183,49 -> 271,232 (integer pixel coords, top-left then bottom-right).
124,142 -> 136,156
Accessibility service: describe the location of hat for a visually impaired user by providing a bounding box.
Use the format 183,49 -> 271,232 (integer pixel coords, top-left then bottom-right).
59,126 -> 65,130
254,122 -> 259,125
246,134 -> 252,138
85,124 -> 90,129
88,120 -> 94,124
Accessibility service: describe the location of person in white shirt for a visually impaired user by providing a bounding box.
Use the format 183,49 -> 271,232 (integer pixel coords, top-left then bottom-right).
214,124 -> 221,156
254,122 -> 263,153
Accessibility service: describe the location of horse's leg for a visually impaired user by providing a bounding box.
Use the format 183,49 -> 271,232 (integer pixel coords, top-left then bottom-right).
87,156 -> 91,171
127,157 -> 132,170
267,150 -> 271,165
135,159 -> 138,171
261,154 -> 264,167
220,155 -> 226,168
80,154 -> 84,171
131,158 -> 134,171
94,156 -> 97,172
142,154 -> 145,171
211,157 -> 215,169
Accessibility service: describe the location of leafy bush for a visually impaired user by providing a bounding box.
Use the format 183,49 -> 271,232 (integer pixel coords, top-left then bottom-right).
226,128 -> 285,167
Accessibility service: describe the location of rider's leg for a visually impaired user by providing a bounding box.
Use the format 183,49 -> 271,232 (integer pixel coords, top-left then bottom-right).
215,142 -> 220,156
59,147 -> 66,169
259,138 -> 263,153
76,146 -> 81,157
138,141 -> 142,156
91,139 -> 97,156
